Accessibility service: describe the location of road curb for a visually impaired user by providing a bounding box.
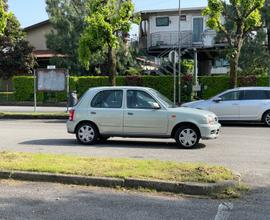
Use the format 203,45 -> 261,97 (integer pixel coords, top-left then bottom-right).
0,171 -> 239,196
0,114 -> 68,120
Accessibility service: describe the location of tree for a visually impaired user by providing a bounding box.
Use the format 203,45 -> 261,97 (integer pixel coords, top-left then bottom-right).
0,0 -> 10,35
239,29 -> 270,75
78,0 -> 139,85
0,12 -> 35,79
46,0 -> 88,74
204,0 -> 265,88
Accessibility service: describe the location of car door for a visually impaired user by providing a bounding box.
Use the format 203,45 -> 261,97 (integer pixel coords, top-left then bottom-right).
210,91 -> 241,120
90,89 -> 124,135
123,90 -> 168,136
239,90 -> 270,120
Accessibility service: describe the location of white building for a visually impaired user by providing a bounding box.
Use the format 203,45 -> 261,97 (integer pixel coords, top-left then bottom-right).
139,7 -> 229,75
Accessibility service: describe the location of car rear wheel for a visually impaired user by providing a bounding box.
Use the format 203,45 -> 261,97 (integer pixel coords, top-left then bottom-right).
76,123 -> 99,145
263,111 -> 270,127
175,126 -> 200,149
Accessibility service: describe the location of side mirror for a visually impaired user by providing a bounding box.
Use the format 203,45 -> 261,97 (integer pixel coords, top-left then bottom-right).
213,97 -> 222,103
150,102 -> 161,109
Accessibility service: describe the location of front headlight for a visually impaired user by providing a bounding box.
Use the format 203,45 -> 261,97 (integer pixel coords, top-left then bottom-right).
207,115 -> 216,125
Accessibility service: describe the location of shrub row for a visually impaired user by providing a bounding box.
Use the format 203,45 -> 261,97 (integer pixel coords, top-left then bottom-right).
200,76 -> 269,99
12,75 -> 269,102
13,76 -> 77,102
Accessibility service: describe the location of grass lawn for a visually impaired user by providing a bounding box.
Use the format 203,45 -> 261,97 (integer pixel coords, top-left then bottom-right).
0,152 -> 235,183
0,112 -> 68,118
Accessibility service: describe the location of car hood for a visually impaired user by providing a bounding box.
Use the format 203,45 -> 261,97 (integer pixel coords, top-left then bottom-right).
169,106 -> 215,117
181,100 -> 206,108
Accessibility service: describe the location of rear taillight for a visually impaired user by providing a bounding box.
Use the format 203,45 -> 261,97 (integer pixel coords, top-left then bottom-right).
69,109 -> 75,121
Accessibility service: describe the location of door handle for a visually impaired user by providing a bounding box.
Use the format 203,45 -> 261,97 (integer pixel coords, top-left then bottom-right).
128,112 -> 134,116
232,103 -> 239,106
91,112 -> 96,115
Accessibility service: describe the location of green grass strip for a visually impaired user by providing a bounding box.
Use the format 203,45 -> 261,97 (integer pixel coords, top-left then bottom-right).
0,152 -> 235,183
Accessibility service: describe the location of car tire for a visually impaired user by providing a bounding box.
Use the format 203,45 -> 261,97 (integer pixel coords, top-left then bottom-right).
76,122 -> 99,145
175,126 -> 200,149
263,111 -> 270,127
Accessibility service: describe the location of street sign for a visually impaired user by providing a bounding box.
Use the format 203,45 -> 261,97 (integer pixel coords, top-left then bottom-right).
168,51 -> 179,64
47,65 -> 56,70
37,69 -> 67,92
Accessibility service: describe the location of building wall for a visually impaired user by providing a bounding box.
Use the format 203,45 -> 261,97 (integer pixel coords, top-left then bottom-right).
149,12 -> 206,34
25,23 -> 54,50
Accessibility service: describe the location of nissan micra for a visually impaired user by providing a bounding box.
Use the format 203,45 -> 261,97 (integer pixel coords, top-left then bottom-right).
67,87 -> 221,149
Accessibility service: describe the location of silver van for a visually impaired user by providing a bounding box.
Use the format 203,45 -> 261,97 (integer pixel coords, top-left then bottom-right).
183,87 -> 270,126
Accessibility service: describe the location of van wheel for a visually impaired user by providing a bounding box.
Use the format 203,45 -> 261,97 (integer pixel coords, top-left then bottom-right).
263,111 -> 270,127
175,126 -> 200,149
76,123 -> 99,145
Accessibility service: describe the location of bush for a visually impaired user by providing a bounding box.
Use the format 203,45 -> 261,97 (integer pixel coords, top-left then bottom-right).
199,76 -> 230,99
13,76 -> 78,102
199,76 -> 270,99
77,76 -> 110,96
13,76 -> 44,102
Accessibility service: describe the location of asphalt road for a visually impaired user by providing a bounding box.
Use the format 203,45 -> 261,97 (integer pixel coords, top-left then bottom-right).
0,119 -> 269,187
0,180 -> 269,220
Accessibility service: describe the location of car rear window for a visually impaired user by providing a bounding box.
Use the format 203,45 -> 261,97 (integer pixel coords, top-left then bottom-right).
242,90 -> 269,100
91,90 -> 123,108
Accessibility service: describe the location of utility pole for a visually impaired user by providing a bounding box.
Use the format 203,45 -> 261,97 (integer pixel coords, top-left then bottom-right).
178,0 -> 182,104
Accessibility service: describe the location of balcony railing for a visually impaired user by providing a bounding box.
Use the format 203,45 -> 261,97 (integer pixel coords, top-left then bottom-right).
149,30 -> 217,48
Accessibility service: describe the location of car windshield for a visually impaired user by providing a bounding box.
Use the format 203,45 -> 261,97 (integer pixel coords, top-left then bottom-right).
150,89 -> 176,108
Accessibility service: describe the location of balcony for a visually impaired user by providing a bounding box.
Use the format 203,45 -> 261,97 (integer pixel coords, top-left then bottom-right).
149,30 -> 217,49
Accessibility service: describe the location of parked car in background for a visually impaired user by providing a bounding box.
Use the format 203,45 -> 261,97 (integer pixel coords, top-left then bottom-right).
67,87 -> 221,149
182,87 -> 270,127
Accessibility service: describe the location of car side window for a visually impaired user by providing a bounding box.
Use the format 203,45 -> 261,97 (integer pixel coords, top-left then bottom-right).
220,91 -> 240,101
127,90 -> 157,109
243,90 -> 269,100
91,90 -> 123,108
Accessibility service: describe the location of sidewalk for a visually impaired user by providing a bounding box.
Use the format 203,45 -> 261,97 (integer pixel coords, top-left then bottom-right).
0,106 -> 67,113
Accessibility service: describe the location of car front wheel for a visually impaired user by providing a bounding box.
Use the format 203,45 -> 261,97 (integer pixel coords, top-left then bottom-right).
263,111 -> 270,127
175,126 -> 200,149
76,123 -> 99,145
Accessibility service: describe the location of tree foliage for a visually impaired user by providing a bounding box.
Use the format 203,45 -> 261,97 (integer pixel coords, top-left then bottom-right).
78,0 -> 139,85
0,0 -> 10,35
46,0 -> 88,74
0,11 -> 35,79
203,0 -> 265,88
239,30 -> 270,75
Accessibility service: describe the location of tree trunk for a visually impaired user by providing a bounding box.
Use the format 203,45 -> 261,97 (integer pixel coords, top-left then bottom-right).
108,46 -> 117,86
229,38 -> 243,88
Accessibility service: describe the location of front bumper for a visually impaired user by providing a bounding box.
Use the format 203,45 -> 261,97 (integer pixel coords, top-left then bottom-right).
199,123 -> 221,140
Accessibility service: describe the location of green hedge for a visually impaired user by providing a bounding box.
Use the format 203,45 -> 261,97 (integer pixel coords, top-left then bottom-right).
199,76 -> 269,99
13,76 -> 77,102
76,76 -> 192,102
12,75 -> 269,103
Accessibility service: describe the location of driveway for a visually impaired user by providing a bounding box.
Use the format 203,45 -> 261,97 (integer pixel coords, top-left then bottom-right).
0,119 -> 269,187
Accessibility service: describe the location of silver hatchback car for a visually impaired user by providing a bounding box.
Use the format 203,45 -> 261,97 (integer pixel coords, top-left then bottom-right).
183,87 -> 270,126
67,87 -> 221,149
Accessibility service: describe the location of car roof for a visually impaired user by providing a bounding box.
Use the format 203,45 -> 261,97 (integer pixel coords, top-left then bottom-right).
227,87 -> 270,92
88,86 -> 153,91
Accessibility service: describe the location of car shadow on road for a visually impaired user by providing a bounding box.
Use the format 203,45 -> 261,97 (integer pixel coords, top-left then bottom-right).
221,122 -> 267,128
19,139 -> 206,150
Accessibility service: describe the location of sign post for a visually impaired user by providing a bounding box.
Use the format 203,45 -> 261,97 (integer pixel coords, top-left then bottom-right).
33,70 -> 37,112
169,50 -> 179,105
66,70 -> 70,113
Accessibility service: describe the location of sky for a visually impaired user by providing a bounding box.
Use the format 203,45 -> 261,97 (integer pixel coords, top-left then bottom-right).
8,0 -> 207,35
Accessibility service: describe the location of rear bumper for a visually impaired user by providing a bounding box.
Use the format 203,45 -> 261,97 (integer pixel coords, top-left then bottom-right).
199,123 -> 221,140
67,120 -> 77,134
